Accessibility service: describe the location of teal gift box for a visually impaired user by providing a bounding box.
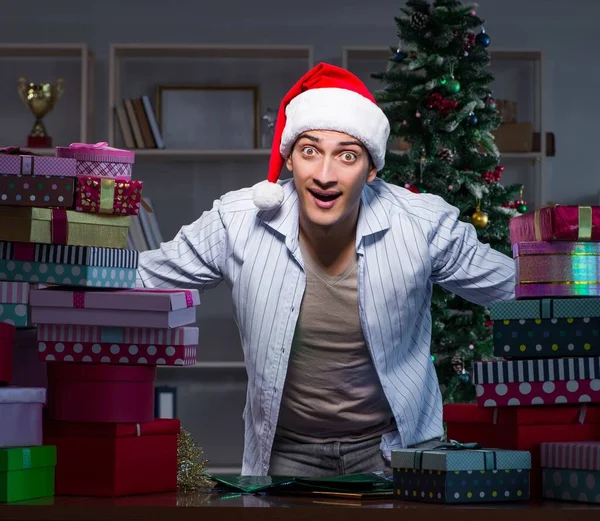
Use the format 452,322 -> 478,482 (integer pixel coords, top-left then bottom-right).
391,444 -> 531,503
541,441 -> 600,503
0,281 -> 30,328
490,298 -> 600,358
0,241 -> 138,289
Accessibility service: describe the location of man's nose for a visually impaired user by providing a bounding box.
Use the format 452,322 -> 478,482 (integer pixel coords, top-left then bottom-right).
313,157 -> 337,187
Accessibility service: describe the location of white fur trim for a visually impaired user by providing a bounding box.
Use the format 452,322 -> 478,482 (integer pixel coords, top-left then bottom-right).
280,88 -> 390,170
252,180 -> 284,210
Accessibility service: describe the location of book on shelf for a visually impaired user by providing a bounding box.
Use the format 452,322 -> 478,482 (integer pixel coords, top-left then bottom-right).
127,197 -> 164,252
117,96 -> 164,150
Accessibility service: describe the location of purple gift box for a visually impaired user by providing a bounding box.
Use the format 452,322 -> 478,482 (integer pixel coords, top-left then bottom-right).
0,386 -> 45,447
0,148 -> 77,178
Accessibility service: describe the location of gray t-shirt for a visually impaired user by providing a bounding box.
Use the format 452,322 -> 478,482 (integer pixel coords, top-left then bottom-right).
275,237 -> 396,443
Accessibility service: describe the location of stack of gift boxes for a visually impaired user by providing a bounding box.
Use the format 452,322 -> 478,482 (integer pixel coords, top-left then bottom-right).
445,205 -> 600,504
0,143 -> 199,502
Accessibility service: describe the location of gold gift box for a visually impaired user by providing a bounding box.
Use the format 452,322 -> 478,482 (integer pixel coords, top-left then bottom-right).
0,207 -> 130,248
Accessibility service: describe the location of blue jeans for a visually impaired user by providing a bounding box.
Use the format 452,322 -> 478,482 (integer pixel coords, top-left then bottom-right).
268,435 -> 442,477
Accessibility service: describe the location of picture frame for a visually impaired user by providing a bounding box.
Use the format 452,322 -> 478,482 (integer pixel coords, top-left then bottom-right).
155,84 -> 260,149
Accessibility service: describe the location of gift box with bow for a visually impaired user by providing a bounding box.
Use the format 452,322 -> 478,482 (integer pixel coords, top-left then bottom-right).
56,142 -> 134,178
391,442 -> 531,503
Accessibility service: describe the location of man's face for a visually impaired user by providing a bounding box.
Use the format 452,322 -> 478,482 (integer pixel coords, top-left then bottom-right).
286,130 -> 377,232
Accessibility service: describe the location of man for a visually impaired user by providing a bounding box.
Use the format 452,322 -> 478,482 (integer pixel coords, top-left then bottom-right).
137,62 -> 515,477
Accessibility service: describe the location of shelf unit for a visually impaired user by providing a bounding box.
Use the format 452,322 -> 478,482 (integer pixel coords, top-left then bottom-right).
0,43 -> 95,144
341,46 -> 548,210
107,43 -> 315,155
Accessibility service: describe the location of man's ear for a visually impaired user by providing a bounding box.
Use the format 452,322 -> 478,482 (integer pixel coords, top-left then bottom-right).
285,153 -> 294,172
366,161 -> 377,183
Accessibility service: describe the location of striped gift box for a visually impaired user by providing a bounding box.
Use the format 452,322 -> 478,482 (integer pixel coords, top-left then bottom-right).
0,242 -> 138,269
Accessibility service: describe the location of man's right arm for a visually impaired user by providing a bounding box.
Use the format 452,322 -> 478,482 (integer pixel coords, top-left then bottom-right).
136,200 -> 226,291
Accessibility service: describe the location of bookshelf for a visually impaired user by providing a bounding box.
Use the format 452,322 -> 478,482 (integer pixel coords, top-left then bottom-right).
341,46 -> 548,210
107,43 -> 315,155
0,43 -> 94,145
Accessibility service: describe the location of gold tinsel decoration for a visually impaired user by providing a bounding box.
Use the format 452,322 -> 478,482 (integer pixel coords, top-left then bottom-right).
177,428 -> 212,493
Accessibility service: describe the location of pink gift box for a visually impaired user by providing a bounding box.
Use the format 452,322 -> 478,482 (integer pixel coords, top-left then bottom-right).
541,441 -> 600,471
0,387 -> 45,447
37,324 -> 198,366
56,142 -> 134,178
46,363 -> 155,423
29,287 -> 200,329
0,149 -> 76,177
473,357 -> 600,407
12,328 -> 47,388
515,241 -> 600,299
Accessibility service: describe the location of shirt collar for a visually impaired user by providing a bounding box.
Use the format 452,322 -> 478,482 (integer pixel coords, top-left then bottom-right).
257,178 -> 391,252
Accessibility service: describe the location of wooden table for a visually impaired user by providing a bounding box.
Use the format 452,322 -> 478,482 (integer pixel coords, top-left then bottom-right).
1,493 -> 600,521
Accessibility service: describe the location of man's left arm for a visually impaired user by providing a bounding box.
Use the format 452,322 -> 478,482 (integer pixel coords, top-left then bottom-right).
428,198 -> 515,305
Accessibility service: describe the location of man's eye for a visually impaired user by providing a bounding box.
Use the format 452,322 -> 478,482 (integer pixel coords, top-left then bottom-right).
342,152 -> 356,161
302,147 -> 316,155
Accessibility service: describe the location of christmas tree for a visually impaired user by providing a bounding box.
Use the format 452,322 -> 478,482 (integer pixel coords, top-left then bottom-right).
372,0 -> 523,403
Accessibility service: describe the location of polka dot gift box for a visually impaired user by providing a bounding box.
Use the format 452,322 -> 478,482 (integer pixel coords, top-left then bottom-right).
391,445 -> 531,503
36,324 -> 197,366
472,357 -> 600,407
490,297 -> 600,359
0,242 -> 138,289
0,281 -> 31,328
541,441 -> 600,504
0,174 -> 74,208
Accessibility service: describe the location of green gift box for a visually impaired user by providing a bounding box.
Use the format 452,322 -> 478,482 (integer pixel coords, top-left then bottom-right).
391,445 -> 531,503
0,446 -> 56,503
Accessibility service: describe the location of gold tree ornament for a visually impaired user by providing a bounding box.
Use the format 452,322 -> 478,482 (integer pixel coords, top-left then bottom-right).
471,199 -> 489,228
177,428 -> 212,492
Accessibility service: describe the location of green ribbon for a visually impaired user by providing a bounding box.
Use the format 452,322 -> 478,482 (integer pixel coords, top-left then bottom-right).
579,206 -> 593,240
22,448 -> 31,469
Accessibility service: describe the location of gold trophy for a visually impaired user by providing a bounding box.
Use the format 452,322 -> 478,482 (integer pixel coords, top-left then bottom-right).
17,77 -> 65,148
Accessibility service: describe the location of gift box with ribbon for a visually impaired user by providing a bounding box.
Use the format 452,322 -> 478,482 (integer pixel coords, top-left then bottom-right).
490,297 -> 600,358
46,363 -> 156,423
0,207 -> 129,249
0,323 -> 15,384
75,176 -> 143,216
0,241 -> 138,288
472,356 -> 600,408
29,287 -> 200,329
0,147 -> 76,177
56,142 -> 134,178
0,387 -> 45,448
391,442 -> 531,503
541,441 -> 600,503
0,445 -> 56,503
514,241 -> 600,299
36,324 -> 198,366
0,174 -> 74,208
444,403 -> 600,499
0,281 -> 30,328
43,418 -> 179,496
510,205 -> 600,245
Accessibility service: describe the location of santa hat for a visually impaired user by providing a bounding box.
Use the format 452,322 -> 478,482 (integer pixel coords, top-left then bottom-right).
252,62 -> 390,210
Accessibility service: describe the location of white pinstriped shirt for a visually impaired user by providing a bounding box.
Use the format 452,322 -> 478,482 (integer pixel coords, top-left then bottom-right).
136,177 -> 515,475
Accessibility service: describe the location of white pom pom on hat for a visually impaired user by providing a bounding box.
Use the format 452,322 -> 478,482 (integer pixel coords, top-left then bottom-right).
252,62 -> 390,210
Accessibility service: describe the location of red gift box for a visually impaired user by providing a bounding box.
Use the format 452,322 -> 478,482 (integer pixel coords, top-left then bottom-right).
43,418 -> 179,496
75,176 -> 143,216
510,205 -> 600,245
444,403 -> 600,499
46,363 -> 156,423
0,322 -> 16,384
